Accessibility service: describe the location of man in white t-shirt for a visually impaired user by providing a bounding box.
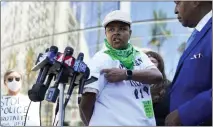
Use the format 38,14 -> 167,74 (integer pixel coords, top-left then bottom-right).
79,10 -> 163,126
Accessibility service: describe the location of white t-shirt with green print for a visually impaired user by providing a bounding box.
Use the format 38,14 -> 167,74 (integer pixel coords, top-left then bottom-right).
83,48 -> 157,126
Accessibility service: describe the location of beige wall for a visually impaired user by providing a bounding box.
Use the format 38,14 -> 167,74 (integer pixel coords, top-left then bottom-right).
1,2 -> 87,126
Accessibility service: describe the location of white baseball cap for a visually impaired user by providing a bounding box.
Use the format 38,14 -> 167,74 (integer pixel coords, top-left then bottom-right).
102,10 -> 132,27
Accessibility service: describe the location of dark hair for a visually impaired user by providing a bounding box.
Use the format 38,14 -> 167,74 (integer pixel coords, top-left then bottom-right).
4,70 -> 22,84
145,51 -> 167,81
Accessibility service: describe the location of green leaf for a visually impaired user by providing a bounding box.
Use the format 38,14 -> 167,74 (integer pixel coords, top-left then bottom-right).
149,38 -> 160,46
150,9 -> 172,51
153,10 -> 158,19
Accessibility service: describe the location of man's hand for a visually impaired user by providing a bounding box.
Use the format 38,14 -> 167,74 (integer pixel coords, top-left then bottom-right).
165,109 -> 182,126
101,68 -> 126,83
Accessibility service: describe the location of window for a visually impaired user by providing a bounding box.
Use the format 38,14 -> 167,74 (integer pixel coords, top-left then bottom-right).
130,2 -> 176,22
70,2 -> 119,29
130,20 -> 191,80
83,28 -> 105,57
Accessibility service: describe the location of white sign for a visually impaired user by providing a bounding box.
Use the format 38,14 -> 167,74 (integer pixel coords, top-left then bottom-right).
1,95 -> 40,126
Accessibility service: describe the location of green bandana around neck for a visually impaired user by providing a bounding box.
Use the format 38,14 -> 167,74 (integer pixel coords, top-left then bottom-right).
104,39 -> 138,70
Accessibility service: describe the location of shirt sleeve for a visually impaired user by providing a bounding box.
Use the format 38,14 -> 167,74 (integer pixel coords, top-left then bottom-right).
140,52 -> 157,70
83,52 -> 109,96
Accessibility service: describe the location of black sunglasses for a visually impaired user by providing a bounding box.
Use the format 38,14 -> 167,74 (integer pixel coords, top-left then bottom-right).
7,77 -> 21,82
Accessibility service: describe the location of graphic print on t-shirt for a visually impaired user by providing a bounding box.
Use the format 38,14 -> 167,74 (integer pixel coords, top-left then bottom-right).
119,57 -> 150,100
139,88 -> 144,98
134,89 -> 139,99
143,86 -> 149,95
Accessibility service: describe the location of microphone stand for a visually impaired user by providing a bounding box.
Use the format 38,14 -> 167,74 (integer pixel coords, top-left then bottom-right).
53,56 -> 74,126
53,69 -> 67,126
58,83 -> 65,126
55,73 -> 97,126
51,62 -> 68,126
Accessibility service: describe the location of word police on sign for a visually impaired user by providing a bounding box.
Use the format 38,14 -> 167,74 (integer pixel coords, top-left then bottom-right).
1,95 -> 40,126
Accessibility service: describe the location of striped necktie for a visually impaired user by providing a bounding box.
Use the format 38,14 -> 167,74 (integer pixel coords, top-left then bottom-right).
185,29 -> 198,50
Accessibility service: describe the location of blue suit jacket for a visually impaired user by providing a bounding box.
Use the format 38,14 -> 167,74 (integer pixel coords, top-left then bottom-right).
169,18 -> 212,125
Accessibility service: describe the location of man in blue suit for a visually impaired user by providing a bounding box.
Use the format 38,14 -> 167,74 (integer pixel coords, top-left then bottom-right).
165,1 -> 212,126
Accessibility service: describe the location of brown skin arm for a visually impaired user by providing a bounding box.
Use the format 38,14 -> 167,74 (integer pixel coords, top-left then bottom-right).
79,92 -> 96,126
101,68 -> 163,84
132,68 -> 163,84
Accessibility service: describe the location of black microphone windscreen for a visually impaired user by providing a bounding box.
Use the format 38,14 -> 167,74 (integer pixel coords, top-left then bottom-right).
49,46 -> 58,53
64,46 -> 74,56
77,52 -> 84,61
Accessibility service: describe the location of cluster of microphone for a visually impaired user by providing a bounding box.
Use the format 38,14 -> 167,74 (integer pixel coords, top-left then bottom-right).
28,46 -> 97,114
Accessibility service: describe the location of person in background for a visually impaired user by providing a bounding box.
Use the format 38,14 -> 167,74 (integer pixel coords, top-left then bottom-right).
3,70 -> 23,96
79,10 -> 163,126
145,51 -> 171,126
165,1 -> 212,126
1,70 -> 40,126
3,70 -> 23,95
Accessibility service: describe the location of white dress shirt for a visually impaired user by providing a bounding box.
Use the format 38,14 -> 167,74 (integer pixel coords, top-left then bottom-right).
195,10 -> 212,32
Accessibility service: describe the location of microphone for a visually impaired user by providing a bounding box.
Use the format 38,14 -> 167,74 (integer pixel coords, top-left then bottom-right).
56,52 -> 75,67
37,46 -> 58,84
48,50 -> 75,76
54,53 -> 85,115
78,67 -> 90,104
46,46 -> 74,103
73,53 -> 87,73
31,46 -> 57,71
64,53 -> 85,106
35,48 -> 48,84
28,46 -> 58,102
55,46 -> 75,84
